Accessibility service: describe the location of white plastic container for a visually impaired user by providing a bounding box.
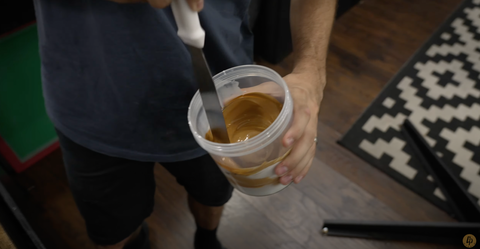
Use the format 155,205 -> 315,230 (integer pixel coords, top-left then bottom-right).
187,65 -> 293,196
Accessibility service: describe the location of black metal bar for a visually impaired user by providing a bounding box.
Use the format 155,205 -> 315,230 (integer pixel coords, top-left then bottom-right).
322,220 -> 480,244
0,158 -> 46,249
402,120 -> 480,222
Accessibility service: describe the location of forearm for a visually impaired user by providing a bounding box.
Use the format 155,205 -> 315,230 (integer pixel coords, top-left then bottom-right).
276,0 -> 336,184
290,0 -> 336,79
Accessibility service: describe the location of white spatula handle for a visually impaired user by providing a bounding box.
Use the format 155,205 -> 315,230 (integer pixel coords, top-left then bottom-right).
171,0 -> 205,48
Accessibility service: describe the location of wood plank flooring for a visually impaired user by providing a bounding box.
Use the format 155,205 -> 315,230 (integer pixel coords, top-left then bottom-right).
3,0 -> 465,248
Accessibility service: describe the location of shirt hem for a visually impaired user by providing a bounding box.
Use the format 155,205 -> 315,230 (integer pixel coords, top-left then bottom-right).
52,118 -> 208,163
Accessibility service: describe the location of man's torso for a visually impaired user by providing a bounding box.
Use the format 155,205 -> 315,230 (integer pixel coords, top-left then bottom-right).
34,0 -> 253,162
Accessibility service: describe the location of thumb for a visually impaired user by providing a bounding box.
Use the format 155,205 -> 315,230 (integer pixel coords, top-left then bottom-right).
186,0 -> 204,11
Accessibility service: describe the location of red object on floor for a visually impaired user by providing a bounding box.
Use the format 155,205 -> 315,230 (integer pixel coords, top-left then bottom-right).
0,138 -> 59,173
0,21 -> 60,173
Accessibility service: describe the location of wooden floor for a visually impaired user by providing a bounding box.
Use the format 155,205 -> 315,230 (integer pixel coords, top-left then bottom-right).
0,224 -> 16,249
5,0 -> 464,248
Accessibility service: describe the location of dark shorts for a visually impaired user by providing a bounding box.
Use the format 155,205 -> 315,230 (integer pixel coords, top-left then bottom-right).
56,129 -> 233,245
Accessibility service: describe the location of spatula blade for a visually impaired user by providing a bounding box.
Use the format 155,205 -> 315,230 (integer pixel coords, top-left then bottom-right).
187,45 -> 230,143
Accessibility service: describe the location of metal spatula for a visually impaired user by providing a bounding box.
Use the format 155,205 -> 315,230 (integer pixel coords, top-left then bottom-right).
171,0 -> 230,143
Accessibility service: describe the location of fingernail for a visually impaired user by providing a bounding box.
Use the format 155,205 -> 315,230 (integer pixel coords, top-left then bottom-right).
196,0 -> 204,11
282,175 -> 292,185
295,175 -> 303,183
277,165 -> 288,176
285,138 -> 294,147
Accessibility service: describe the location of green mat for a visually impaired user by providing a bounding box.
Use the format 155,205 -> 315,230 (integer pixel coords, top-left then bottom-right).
0,24 -> 57,162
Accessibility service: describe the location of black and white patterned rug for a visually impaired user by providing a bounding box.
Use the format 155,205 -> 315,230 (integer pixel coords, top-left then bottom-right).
339,0 -> 480,214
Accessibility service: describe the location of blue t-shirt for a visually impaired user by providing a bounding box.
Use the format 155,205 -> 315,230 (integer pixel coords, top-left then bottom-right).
33,0 -> 253,162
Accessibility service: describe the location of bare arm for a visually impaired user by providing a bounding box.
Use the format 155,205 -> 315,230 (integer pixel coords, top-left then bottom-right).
290,0 -> 336,92
276,0 -> 336,184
